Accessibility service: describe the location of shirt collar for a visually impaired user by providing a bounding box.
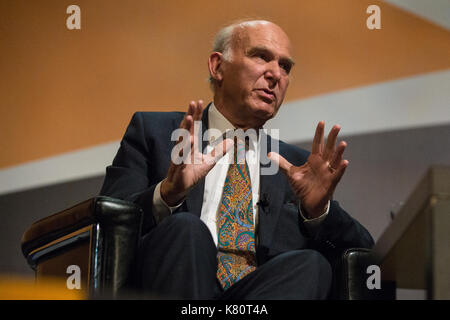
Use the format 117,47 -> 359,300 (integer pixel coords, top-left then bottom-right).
208,102 -> 235,135
207,102 -> 259,152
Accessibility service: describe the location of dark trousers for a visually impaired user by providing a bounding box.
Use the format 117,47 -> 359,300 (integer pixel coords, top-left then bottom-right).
138,212 -> 332,299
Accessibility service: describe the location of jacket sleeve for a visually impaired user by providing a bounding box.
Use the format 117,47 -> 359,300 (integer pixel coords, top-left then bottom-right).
299,200 -> 375,259
99,112 -> 160,234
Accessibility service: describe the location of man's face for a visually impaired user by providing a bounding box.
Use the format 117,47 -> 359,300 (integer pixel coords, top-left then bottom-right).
219,23 -> 294,128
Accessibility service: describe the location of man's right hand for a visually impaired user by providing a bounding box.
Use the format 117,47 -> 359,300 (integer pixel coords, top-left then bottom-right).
160,100 -> 233,207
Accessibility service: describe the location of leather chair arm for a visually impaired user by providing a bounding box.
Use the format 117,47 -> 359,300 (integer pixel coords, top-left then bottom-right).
21,196 -> 144,297
22,198 -> 96,260
330,248 -> 395,300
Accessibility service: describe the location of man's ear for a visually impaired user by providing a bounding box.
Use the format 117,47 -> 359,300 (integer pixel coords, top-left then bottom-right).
208,52 -> 225,84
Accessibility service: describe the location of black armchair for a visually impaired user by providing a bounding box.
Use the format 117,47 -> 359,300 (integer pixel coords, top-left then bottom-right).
21,197 -> 143,298
21,196 -> 391,299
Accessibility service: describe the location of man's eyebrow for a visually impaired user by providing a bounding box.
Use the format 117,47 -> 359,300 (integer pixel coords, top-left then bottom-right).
247,46 -> 295,66
282,56 -> 295,67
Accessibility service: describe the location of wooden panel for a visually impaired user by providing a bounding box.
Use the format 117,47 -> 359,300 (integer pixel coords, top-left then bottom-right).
36,239 -> 90,295
432,198 -> 450,299
374,166 -> 450,299
379,202 -> 431,289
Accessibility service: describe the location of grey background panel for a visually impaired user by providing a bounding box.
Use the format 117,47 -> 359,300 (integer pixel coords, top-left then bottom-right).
0,175 -> 105,276
1,124 -> 449,278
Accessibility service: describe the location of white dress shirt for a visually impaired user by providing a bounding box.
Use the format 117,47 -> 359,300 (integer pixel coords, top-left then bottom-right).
152,103 -> 329,246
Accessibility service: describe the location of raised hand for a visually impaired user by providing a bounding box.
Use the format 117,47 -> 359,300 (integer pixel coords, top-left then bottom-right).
161,100 -> 233,206
268,121 -> 348,219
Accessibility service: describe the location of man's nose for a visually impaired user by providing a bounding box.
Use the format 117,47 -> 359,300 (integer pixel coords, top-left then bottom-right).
264,61 -> 282,87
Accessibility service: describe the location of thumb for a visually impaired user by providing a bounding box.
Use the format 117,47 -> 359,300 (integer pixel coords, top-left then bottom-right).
267,152 -> 293,175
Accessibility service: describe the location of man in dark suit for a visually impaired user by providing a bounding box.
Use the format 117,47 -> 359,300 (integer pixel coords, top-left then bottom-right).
100,20 -> 374,299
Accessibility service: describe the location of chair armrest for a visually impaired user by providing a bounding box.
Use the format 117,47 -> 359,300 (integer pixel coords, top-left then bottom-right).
330,248 -> 395,300
22,198 -> 96,261
21,196 -> 144,297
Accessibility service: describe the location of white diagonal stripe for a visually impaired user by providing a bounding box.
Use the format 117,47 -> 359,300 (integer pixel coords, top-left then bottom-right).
266,69 -> 450,143
1,70 -> 449,195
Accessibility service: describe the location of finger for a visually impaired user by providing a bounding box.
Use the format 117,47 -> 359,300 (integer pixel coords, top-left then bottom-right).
323,124 -> 341,161
311,121 -> 325,154
267,152 -> 293,176
176,115 -> 193,145
188,101 -> 198,135
332,159 -> 349,186
194,100 -> 203,122
183,114 -> 194,135
188,100 -> 195,116
192,102 -> 203,152
175,133 -> 194,164
179,101 -> 196,130
329,141 -> 347,170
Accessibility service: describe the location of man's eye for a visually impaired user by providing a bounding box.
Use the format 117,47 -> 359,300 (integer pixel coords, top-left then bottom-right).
280,63 -> 291,74
256,53 -> 269,61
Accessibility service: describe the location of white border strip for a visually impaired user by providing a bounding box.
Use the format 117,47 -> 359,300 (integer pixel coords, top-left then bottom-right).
266,69 -> 450,143
1,70 -> 449,196
0,141 -> 120,195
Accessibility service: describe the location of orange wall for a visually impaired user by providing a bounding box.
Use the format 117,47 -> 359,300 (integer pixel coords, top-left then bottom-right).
1,0 -> 449,168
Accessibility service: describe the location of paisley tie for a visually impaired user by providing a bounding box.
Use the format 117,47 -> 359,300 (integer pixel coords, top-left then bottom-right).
216,139 -> 256,289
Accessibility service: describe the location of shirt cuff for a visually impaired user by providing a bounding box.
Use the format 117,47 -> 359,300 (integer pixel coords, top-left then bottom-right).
298,200 -> 330,228
152,180 -> 184,223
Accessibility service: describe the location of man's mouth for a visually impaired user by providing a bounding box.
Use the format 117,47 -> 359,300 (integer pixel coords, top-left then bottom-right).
255,89 -> 276,102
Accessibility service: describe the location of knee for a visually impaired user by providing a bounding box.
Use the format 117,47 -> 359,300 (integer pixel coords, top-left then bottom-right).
286,250 -> 332,299
256,250 -> 332,299
304,250 -> 332,280
141,212 -> 215,254
276,250 -> 331,277
286,249 -> 332,285
164,212 -> 208,232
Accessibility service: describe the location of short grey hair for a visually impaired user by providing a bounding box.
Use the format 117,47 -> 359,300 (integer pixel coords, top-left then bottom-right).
212,24 -> 235,61
209,20 -> 271,90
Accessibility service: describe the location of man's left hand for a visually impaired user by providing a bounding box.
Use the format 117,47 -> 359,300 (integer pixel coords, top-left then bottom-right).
268,121 -> 348,219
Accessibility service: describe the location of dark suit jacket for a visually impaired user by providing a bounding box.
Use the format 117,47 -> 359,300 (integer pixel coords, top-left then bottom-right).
100,104 -> 374,265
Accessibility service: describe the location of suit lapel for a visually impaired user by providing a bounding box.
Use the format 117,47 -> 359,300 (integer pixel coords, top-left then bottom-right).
185,104 -> 210,217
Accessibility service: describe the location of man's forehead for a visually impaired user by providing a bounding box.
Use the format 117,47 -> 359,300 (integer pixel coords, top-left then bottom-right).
234,23 -> 293,57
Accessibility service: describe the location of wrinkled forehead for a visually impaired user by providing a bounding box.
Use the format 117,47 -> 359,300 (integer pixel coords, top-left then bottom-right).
231,22 -> 293,57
